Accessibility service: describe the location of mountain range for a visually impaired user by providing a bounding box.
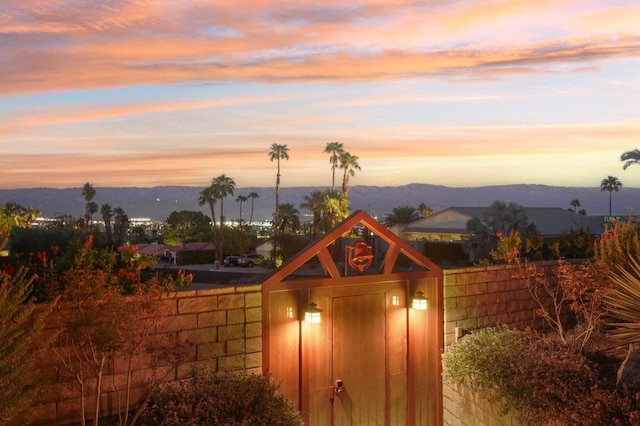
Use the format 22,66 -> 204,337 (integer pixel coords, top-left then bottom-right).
0,184 -> 637,222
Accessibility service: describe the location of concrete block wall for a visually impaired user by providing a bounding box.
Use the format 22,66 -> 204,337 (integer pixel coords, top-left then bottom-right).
443,262 -> 557,346
442,261 -> 560,426
28,284 -> 262,425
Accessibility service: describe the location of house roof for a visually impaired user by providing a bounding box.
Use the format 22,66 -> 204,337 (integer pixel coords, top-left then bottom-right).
403,206 -> 605,237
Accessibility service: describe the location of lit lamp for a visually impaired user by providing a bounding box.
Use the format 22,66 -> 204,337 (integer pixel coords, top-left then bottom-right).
304,302 -> 323,323
412,291 -> 428,310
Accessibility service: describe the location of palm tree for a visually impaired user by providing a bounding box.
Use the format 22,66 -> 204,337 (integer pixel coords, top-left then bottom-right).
273,203 -> 301,234
113,207 -> 129,246
324,142 -> 344,191
247,192 -> 260,224
81,182 -> 96,225
300,190 -> 326,238
320,190 -> 350,230
268,143 -> 289,227
339,151 -> 360,204
384,206 -> 421,227
198,185 -> 219,227
236,195 -> 248,220
100,204 -> 113,243
621,149 -> 640,170
212,174 -> 236,261
600,175 -> 623,216
568,199 -> 581,213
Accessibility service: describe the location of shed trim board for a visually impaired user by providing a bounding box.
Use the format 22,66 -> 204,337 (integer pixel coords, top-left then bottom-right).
262,210 -> 444,425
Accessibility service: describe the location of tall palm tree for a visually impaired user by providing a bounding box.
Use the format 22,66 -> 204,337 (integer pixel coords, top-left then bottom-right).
236,195 -> 248,220
81,182 -> 96,225
324,142 -> 344,191
621,149 -> 640,170
600,175 -> 623,216
268,143 -> 289,227
273,203 -> 301,234
339,151 -> 360,203
247,192 -> 260,224
198,185 -> 219,228
212,174 -> 236,261
100,204 -> 113,243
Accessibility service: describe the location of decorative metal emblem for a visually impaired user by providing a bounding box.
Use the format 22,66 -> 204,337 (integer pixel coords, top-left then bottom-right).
345,239 -> 374,274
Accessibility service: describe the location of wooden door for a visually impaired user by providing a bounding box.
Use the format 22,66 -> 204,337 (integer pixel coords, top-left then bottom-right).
332,293 -> 387,425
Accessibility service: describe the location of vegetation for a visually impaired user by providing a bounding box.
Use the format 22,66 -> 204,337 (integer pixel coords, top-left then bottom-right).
600,175 -> 623,216
163,210 -> 212,245
247,191 -> 260,224
51,238 -> 192,426
139,371 -> 302,426
443,326 -> 639,426
324,141 -> 344,192
0,227 -> 57,425
621,149 -> 640,170
339,151 -> 360,204
384,205 -> 422,227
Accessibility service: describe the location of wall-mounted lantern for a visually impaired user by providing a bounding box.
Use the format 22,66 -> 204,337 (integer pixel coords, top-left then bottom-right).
304,302 -> 323,323
412,291 -> 428,310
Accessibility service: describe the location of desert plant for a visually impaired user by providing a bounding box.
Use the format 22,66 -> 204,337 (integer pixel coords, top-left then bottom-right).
139,371 -> 302,425
443,326 -> 638,425
605,257 -> 640,347
514,258 -> 610,350
0,227 -> 57,425
596,218 -> 640,275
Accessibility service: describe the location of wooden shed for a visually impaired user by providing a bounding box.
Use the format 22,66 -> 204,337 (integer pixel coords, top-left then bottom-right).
262,210 -> 443,425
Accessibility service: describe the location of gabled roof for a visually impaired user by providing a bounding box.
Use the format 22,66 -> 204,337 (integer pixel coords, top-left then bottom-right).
403,206 -> 605,237
263,210 -> 441,287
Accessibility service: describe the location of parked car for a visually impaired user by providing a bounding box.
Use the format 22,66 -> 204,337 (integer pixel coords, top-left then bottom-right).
223,255 -> 240,267
238,254 -> 266,267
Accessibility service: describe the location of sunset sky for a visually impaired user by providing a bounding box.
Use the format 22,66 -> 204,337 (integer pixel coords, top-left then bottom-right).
2,0 -> 639,190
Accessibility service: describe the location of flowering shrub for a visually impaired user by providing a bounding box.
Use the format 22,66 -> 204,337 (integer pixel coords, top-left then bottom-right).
443,326 -> 640,426
139,371 -> 302,425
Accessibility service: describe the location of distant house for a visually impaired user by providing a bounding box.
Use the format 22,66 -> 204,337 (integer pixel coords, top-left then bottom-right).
399,206 -> 606,242
129,241 -> 215,265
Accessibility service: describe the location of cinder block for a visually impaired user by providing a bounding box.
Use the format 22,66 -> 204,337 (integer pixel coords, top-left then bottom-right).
198,310 -> 226,327
218,293 -> 244,309
178,296 -> 218,314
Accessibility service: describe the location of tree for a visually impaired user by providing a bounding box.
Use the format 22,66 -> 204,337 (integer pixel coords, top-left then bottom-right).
0,202 -> 40,229
212,174 -> 236,262
568,199 -> 581,213
273,203 -> 301,234
324,141 -> 344,191
236,195 -> 248,220
113,207 -> 129,247
319,190 -> 350,230
268,143 -> 289,227
384,205 -> 421,227
464,200 -> 529,262
164,210 -> 212,245
100,204 -> 113,243
339,151 -> 360,204
81,182 -> 97,225
300,190 -> 326,238
600,175 -> 623,216
198,185 -> 219,229
418,202 -> 434,217
621,149 -> 640,170
247,191 -> 260,224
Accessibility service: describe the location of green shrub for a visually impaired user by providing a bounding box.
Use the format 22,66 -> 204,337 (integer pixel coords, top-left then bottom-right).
139,371 -> 302,425
443,326 -> 640,425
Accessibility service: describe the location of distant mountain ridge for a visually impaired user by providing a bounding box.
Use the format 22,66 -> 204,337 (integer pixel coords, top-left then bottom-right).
0,184 -> 637,222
